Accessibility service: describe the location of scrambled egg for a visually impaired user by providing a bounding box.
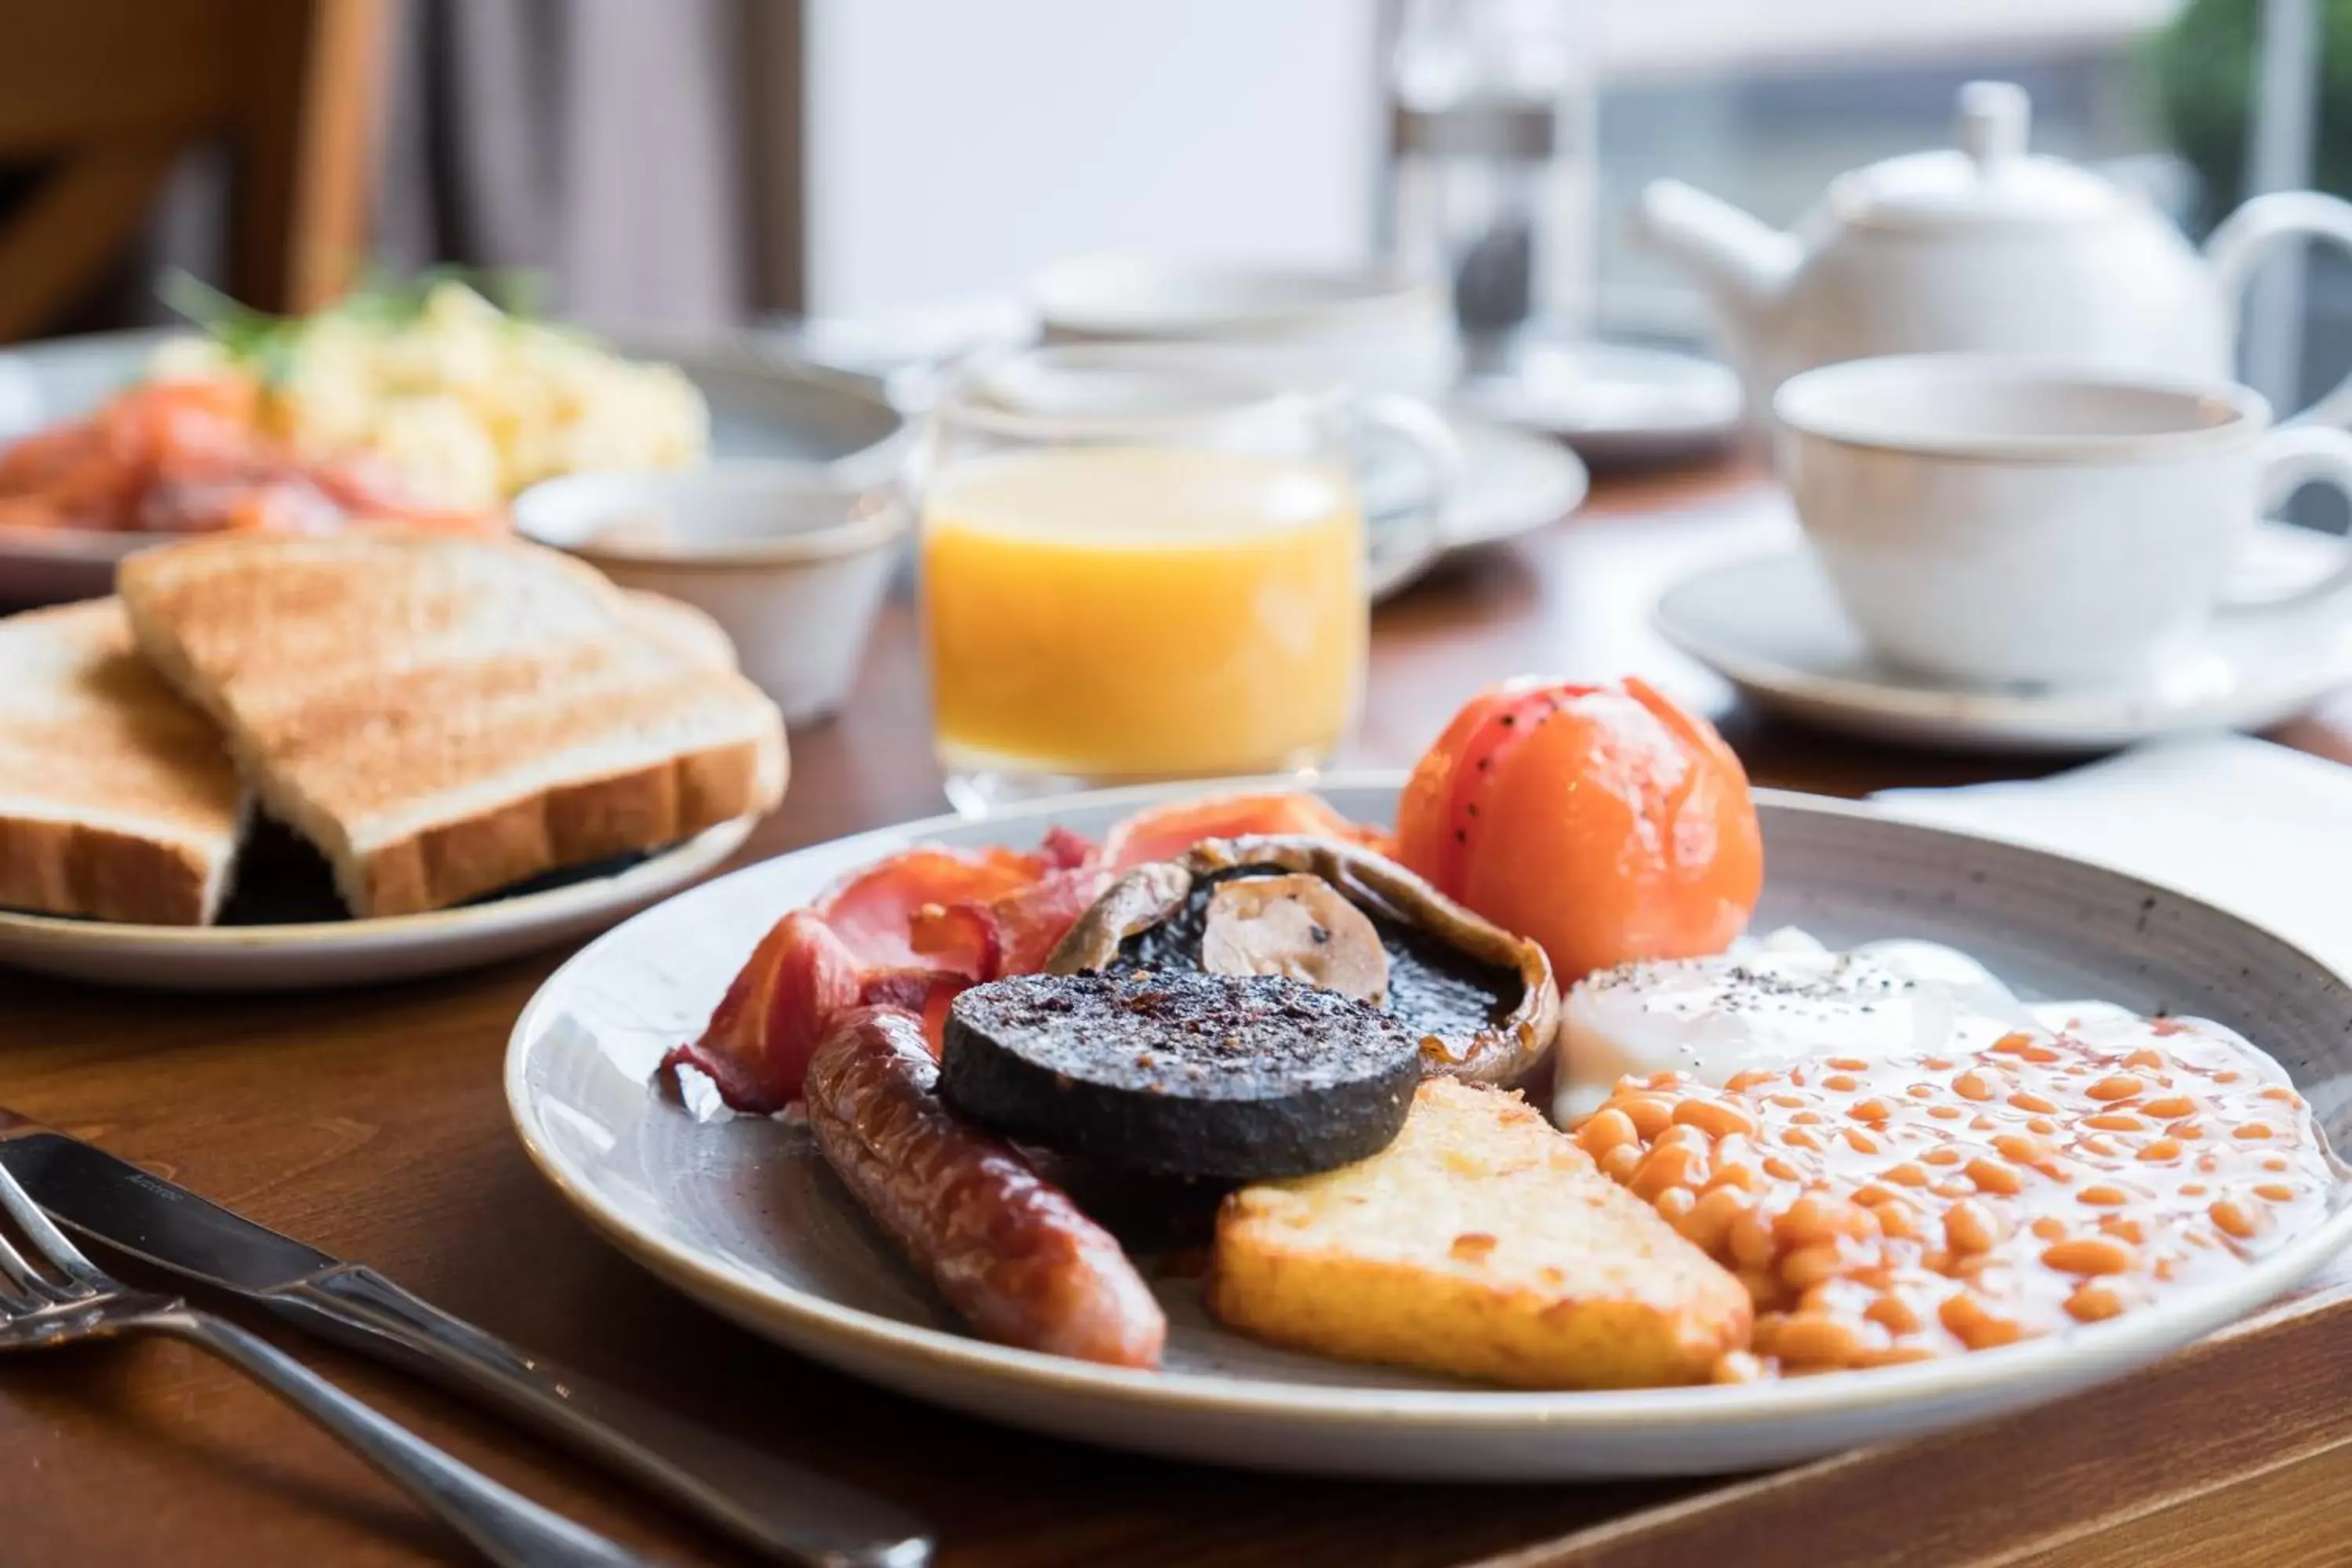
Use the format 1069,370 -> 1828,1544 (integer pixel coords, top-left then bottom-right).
151,281 -> 710,510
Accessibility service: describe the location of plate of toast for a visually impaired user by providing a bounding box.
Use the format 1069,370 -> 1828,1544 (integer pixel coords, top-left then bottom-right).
0,530 -> 786,990
506,770 -> 2352,1480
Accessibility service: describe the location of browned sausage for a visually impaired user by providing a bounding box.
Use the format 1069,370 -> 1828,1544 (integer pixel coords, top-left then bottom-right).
803,1007 -> 1167,1367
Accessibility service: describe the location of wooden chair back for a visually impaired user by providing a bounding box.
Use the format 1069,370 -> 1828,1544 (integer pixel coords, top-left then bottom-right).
0,0 -> 387,341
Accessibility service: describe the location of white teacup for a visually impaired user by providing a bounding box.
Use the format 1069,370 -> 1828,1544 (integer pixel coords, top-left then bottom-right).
1774,354 -> 2352,687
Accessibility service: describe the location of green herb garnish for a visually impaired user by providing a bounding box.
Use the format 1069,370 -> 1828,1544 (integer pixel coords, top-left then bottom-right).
158,264 -> 557,385
158,270 -> 303,385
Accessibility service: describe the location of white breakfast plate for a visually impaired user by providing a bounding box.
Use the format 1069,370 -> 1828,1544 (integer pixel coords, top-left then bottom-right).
0,328 -> 905,607
1655,526 -> 2352,753
0,817 -> 756,992
504,776 -> 2352,1479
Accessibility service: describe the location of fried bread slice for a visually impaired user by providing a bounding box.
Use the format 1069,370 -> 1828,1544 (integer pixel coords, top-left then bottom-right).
1209,1078 -> 1751,1388
0,599 -> 244,924
119,531 -> 786,917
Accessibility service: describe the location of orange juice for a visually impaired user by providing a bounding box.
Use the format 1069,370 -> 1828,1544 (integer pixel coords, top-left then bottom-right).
923,445 -> 1365,779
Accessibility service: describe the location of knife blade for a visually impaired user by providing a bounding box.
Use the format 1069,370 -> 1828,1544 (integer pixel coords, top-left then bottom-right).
0,1127 -> 340,1289
0,1116 -> 931,1568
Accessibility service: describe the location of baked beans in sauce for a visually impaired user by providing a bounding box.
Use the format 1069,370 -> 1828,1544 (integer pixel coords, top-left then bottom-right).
1575,1014 -> 2341,1377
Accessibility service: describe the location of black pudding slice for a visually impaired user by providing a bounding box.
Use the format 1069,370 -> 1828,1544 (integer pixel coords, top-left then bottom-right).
939,969 -> 1420,1181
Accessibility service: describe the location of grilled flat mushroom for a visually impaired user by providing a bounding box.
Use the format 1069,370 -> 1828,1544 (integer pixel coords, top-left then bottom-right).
1047,835 -> 1559,1086
1198,873 -> 1389,1004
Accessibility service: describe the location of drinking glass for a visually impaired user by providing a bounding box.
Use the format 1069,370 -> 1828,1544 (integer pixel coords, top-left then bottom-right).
919,347 -> 1425,815
1388,0 -> 1598,368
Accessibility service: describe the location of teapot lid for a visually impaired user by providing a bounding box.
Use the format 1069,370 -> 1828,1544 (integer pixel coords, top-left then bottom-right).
1828,82 -> 2129,228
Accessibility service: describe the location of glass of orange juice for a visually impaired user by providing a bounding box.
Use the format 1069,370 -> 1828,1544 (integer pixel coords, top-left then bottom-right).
920,347 -> 1440,812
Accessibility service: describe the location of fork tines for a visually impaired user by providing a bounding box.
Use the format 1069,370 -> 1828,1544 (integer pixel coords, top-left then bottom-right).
0,1157 -> 105,1310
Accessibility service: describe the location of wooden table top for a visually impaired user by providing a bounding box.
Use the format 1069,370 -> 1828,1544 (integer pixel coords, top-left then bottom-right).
7,460 -> 2352,1567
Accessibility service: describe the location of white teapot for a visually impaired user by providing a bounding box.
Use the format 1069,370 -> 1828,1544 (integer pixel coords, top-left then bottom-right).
1635,81 -> 2352,423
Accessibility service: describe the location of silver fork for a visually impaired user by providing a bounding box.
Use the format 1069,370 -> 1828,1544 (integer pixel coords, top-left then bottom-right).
0,1160 -> 656,1566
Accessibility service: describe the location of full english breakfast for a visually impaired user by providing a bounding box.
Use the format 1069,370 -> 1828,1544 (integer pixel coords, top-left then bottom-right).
666,679 -> 2342,1386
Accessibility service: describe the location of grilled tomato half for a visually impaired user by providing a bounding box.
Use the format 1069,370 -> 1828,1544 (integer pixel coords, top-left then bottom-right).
1395,677 -> 1761,982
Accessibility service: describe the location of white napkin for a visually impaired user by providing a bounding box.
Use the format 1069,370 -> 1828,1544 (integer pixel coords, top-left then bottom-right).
1872,734 -> 2352,978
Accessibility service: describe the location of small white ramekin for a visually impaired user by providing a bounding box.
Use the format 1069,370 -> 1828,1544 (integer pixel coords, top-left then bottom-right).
515,457 -> 909,725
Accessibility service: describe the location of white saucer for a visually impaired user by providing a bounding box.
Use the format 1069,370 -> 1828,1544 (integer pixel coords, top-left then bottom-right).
1455,341 -> 1744,466
1364,414 -> 1588,600
1655,527 -> 2352,753
0,817 -> 756,992
1441,414 -> 1590,550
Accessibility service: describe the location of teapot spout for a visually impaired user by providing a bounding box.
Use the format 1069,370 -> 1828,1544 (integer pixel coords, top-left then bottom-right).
1632,179 -> 1801,324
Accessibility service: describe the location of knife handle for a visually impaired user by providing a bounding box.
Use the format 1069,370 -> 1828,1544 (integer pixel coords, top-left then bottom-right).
269,1265 -> 932,1568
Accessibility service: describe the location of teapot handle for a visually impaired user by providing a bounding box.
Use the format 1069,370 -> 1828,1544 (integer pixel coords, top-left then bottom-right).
2205,191 -> 2352,428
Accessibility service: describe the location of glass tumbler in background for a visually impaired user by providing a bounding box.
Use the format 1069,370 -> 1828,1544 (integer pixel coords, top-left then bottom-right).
917,347 -> 1378,815
1387,0 -> 1597,372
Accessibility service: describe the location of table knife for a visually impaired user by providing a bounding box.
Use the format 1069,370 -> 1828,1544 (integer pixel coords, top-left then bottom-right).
0,1114 -> 931,1568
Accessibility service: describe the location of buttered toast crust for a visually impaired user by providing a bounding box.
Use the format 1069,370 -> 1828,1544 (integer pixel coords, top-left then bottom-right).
1209,1079 -> 1751,1388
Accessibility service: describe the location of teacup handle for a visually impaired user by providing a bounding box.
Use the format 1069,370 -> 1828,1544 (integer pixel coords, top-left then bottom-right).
1356,393 -> 1463,586
2219,423 -> 2352,614
2206,191 -> 2352,428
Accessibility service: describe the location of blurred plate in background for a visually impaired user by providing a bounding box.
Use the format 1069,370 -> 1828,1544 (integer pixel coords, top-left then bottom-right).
1361,414 -> 1590,600
0,327 -> 906,606
1456,340 -> 1744,467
